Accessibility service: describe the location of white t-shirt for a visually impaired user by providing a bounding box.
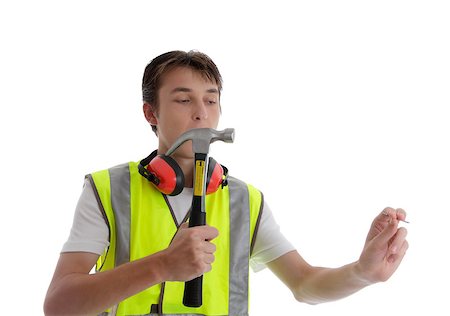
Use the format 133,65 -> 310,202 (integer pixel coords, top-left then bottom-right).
62,178 -> 295,272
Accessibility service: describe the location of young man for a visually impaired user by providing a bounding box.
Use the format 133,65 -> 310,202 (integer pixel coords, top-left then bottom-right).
44,50 -> 409,315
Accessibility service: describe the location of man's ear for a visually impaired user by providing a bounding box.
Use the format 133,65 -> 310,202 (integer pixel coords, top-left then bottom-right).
143,102 -> 158,125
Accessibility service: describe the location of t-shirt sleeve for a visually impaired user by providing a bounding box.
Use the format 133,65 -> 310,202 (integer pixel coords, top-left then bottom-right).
250,200 -> 296,272
61,178 -> 110,255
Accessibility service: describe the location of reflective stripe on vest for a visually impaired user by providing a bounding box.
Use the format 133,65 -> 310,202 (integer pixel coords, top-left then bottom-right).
89,162 -> 263,316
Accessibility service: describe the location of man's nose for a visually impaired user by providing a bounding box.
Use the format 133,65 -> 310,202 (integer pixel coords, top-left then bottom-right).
192,102 -> 208,121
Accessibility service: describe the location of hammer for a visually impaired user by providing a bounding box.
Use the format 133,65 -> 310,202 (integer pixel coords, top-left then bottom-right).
166,127 -> 235,307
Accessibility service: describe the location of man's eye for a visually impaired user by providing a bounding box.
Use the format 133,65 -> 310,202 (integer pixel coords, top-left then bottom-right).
177,99 -> 190,103
207,100 -> 217,105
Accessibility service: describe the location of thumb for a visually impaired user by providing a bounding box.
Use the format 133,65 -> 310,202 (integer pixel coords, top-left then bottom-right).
178,222 -> 189,230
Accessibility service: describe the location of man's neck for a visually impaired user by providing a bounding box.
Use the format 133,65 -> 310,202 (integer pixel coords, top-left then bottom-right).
175,156 -> 194,188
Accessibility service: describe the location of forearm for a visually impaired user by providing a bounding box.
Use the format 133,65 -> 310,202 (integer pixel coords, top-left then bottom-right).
269,209 -> 408,305
293,262 -> 370,305
268,251 -> 372,305
44,252 -> 167,315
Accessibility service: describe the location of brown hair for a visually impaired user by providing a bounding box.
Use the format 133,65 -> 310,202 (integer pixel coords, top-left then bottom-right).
142,50 -> 223,134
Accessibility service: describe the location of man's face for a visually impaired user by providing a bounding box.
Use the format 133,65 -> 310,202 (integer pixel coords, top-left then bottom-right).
148,66 -> 221,158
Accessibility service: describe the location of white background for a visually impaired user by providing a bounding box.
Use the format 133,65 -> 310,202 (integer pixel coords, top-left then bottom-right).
1,0 -> 449,314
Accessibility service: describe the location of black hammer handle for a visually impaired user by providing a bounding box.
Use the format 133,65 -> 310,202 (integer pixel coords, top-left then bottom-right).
183,210 -> 206,307
183,154 -> 207,307
183,201 -> 206,307
183,275 -> 203,307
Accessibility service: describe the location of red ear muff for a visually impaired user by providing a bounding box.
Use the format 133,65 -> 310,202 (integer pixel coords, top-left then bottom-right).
138,150 -> 184,196
206,157 -> 228,194
147,155 -> 184,196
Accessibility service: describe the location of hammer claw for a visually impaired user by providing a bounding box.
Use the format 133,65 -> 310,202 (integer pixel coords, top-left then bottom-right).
166,128 -> 235,156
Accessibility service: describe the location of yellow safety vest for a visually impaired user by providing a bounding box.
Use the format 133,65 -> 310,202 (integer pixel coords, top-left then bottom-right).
88,161 -> 263,316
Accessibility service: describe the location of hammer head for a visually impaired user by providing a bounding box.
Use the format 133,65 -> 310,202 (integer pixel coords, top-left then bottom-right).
165,128 -> 234,156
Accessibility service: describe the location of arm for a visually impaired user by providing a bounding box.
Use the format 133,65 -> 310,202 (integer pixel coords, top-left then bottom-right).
267,207 -> 409,304
44,251 -> 166,315
44,223 -> 218,315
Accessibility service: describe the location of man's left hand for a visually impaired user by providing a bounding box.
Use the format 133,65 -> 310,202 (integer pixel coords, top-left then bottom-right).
356,207 -> 409,284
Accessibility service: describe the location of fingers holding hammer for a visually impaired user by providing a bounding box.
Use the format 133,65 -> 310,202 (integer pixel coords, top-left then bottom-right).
162,223 -> 219,281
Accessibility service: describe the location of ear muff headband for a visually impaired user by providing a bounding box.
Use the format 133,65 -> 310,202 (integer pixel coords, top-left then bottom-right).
138,150 -> 159,183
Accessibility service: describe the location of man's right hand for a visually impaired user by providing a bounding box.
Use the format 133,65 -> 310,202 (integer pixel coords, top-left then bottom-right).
44,223 -> 218,315
160,223 -> 219,282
